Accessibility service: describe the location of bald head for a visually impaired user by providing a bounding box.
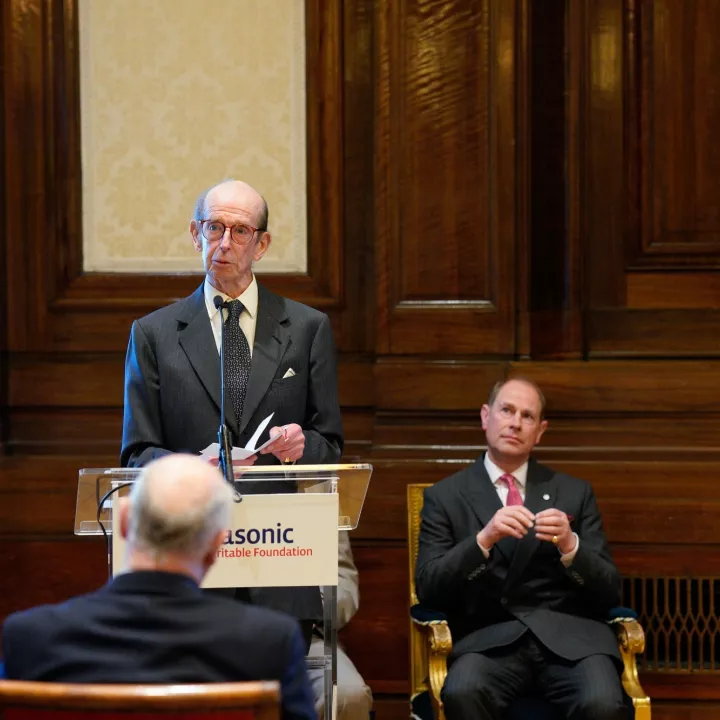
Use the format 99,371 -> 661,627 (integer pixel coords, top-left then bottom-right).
142,454 -> 222,518
126,454 -> 233,561
193,179 -> 269,231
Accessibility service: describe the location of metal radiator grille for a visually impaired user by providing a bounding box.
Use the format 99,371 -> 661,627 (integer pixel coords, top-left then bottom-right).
622,577 -> 720,672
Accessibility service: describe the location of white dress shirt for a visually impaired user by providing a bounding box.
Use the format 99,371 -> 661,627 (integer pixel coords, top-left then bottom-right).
484,453 -> 530,504
479,453 -> 579,566
203,276 -> 259,355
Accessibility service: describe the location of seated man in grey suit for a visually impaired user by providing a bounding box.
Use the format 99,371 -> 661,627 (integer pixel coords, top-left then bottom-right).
307,532 -> 372,720
416,377 -> 627,720
0,455 -> 315,720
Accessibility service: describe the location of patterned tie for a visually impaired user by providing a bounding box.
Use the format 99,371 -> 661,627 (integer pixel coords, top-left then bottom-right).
500,473 -> 524,506
223,300 -> 251,426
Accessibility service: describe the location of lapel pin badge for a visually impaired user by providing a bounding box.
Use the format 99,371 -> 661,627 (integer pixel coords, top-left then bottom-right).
542,493 -> 550,501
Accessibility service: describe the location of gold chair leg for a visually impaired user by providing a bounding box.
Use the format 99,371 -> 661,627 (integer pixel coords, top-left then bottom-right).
614,619 -> 652,720
427,623 -> 451,720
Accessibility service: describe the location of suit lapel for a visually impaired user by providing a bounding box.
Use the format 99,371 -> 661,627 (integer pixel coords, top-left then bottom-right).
176,283 -> 240,439
503,460 -> 557,591
459,457 -> 518,564
240,285 -> 290,435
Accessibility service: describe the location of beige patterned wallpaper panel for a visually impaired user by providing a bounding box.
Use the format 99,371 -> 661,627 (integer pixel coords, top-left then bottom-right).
79,0 -> 307,273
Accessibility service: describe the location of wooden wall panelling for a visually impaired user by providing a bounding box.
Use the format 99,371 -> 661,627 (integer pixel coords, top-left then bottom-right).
372,415 -> 720,455
525,0 -> 585,359
375,0 -> 521,356
0,0 -> 7,453
515,0 -> 531,358
0,538 -> 108,635
336,0 -> 376,355
2,0 -> 348,358
3,0 -> 48,352
339,543 -> 409,696
8,408 -> 122,456
2,354 -> 375,457
372,358 -> 720,414
580,0 -> 720,356
374,359 -> 506,411
651,703 -> 720,720
6,355 -> 376,412
0,455 -> 117,536
365,701 -> 720,720
509,359 -> 720,413
305,0 -> 344,307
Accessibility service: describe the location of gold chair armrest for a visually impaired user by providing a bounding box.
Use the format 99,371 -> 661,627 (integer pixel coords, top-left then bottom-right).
413,619 -> 452,720
612,619 -> 652,720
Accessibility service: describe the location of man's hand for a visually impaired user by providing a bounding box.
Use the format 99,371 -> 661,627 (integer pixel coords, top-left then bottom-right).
259,423 -> 305,463
534,509 -> 574,553
477,506 -> 535,549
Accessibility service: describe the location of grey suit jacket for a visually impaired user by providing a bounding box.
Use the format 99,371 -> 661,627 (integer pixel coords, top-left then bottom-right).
416,456 -> 622,664
120,281 -> 344,620
336,532 -> 359,629
318,531 -> 359,632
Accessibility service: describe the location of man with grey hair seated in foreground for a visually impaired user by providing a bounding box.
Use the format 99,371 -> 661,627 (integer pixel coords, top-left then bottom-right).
0,454 -> 315,720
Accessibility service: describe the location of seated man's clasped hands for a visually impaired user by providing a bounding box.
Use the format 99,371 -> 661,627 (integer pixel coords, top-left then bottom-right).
416,377 -> 628,720
479,501 -> 575,550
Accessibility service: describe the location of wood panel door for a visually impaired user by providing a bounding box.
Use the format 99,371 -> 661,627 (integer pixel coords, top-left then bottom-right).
580,0 -> 720,356
375,0 -> 522,357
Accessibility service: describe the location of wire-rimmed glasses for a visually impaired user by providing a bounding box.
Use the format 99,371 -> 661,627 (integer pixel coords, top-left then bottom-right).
199,219 -> 261,245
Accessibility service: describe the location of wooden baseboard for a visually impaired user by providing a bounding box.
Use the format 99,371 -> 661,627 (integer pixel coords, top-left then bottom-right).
371,696 -> 720,720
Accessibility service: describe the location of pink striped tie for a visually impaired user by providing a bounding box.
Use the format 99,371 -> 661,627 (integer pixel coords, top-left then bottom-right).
500,473 -> 523,506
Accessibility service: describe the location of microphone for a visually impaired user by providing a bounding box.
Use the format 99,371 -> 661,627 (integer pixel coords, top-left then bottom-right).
214,295 -> 241,502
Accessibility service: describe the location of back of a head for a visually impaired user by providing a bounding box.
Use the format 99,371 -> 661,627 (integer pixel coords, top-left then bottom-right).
127,454 -> 233,562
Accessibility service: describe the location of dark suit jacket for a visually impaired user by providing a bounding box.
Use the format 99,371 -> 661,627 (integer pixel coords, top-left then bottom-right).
0,571 -> 315,720
415,456 -> 621,664
120,281 -> 343,620
121,281 -> 343,467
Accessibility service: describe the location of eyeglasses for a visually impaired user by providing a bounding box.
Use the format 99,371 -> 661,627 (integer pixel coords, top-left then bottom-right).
199,219 -> 262,246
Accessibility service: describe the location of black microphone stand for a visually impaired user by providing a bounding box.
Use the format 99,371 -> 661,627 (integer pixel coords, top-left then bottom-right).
214,296 -> 242,502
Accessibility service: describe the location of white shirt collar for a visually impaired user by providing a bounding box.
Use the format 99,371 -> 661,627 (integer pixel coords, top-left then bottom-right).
203,276 -> 258,320
483,453 -> 529,490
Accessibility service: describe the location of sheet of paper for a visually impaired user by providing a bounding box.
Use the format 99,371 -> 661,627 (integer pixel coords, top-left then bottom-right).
200,412 -> 278,461
200,442 -> 256,461
244,412 -> 275,451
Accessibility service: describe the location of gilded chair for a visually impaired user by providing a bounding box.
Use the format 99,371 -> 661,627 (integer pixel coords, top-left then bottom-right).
407,483 -> 651,720
0,679 -> 280,719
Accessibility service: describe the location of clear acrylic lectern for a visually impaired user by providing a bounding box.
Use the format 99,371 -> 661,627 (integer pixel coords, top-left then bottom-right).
74,463 -> 373,720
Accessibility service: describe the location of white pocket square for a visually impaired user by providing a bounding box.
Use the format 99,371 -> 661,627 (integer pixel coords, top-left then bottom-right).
282,368 -> 296,379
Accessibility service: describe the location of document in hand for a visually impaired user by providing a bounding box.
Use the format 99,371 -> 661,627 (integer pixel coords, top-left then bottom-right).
200,412 -> 277,461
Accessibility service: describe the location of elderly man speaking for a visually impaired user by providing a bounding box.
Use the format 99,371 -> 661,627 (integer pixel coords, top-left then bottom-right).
118,179 -> 370,719
120,178 -> 343,630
